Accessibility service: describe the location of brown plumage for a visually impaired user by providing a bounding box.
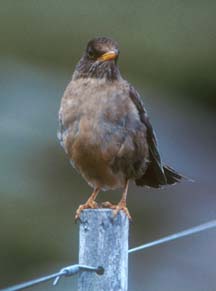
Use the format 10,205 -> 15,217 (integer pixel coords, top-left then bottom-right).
58,37 -> 184,220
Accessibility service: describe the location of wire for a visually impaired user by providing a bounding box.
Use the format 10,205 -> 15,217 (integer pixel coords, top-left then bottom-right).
1,219 -> 216,291
128,219 -> 216,254
0,264 -> 104,291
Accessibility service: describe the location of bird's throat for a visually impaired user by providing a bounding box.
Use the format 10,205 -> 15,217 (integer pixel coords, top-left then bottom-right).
73,59 -> 121,81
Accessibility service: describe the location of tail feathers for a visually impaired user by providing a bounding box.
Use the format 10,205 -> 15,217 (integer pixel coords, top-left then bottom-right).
135,164 -> 164,188
135,164 -> 188,188
163,165 -> 184,185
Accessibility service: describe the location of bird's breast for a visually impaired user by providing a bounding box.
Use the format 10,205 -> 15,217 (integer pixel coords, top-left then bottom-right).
59,78 -> 147,189
60,77 -> 139,144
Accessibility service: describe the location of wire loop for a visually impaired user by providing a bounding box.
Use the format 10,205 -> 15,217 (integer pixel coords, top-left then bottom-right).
1,219 -> 216,291
0,264 -> 103,291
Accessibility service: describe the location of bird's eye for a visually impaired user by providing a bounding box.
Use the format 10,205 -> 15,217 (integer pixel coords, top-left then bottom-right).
88,48 -> 95,59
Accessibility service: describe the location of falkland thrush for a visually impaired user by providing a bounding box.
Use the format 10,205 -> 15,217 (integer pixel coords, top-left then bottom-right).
58,37 -> 183,220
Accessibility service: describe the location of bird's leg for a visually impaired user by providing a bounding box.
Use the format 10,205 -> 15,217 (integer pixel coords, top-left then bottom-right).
75,188 -> 100,221
114,180 -> 131,219
102,180 -> 131,220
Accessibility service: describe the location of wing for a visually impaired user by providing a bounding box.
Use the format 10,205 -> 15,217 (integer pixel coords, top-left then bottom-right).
128,85 -> 168,187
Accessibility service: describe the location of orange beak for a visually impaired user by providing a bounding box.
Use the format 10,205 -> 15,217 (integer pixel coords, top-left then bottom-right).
98,50 -> 118,61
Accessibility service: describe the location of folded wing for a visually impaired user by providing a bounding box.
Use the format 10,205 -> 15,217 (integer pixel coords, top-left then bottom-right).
129,85 -> 183,188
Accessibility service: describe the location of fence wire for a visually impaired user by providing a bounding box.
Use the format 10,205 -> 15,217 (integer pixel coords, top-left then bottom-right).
1,219 -> 216,291
129,219 -> 216,253
0,265 -> 104,291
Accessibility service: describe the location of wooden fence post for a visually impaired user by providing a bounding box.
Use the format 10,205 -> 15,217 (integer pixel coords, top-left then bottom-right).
78,209 -> 129,291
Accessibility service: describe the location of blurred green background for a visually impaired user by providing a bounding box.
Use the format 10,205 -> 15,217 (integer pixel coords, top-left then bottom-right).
0,1 -> 216,290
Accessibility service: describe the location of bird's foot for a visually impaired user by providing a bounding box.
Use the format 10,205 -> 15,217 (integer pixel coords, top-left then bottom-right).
75,200 -> 98,221
102,200 -> 132,220
102,201 -> 115,208
113,202 -> 132,220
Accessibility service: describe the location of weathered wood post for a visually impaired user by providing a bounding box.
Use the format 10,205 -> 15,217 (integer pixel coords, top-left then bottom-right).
78,209 -> 129,291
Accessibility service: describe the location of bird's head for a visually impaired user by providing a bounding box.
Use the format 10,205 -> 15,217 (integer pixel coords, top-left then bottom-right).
73,37 -> 121,81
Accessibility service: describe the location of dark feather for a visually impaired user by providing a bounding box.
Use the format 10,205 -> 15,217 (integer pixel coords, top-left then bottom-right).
129,85 -> 184,187
163,165 -> 185,184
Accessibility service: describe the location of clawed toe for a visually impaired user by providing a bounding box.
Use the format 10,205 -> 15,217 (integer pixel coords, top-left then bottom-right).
113,205 -> 132,220
102,201 -> 115,208
102,200 -> 132,220
75,200 -> 98,221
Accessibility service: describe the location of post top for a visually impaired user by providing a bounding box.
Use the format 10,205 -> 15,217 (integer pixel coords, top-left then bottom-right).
79,208 -> 129,224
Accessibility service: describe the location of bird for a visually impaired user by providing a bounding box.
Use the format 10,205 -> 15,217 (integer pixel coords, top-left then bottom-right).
58,36 -> 184,220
